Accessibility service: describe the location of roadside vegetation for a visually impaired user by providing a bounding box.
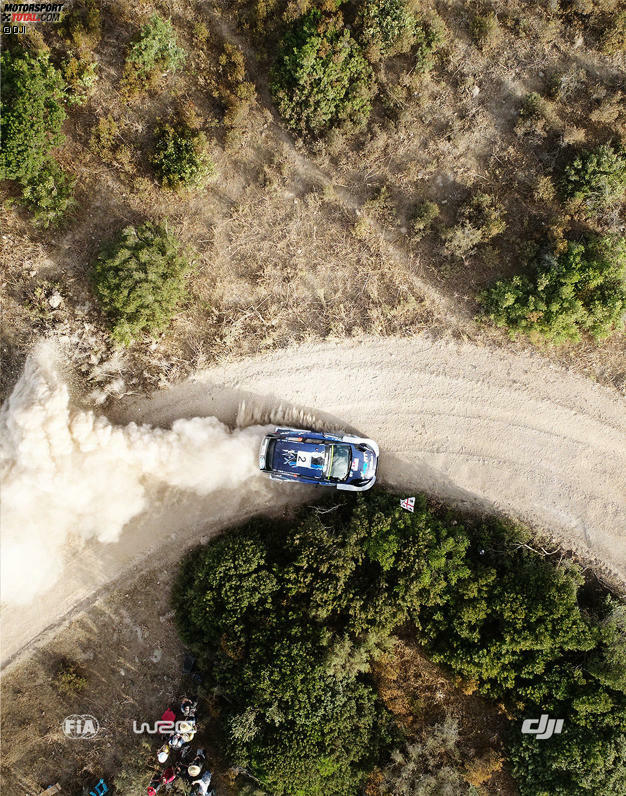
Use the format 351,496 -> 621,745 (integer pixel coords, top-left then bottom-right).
174,491 -> 626,795
1,0 -> 625,401
270,9 -> 374,137
479,236 -> 626,342
0,48 -> 76,227
152,122 -> 215,190
91,223 -> 193,346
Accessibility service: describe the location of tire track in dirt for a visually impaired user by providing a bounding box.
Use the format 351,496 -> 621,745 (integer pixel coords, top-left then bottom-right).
1,333 -> 624,673
122,334 -> 625,582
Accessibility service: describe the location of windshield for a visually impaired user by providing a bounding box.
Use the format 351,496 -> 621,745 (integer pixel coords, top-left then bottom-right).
325,444 -> 351,481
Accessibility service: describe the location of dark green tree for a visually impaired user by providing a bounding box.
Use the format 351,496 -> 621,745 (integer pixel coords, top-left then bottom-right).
479,236 -> 626,342
562,144 -> 626,217
91,223 -> 192,345
271,10 -> 374,136
0,49 -> 67,184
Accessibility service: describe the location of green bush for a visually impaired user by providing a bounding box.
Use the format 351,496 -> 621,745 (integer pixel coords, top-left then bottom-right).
61,0 -> 101,50
124,14 -> 186,84
0,49 -> 67,184
412,199 -> 440,238
271,10 -> 374,137
479,236 -> 626,342
470,9 -> 500,49
175,491 -> 626,795
561,144 -> 626,217
20,158 -> 76,228
54,661 -> 87,694
91,223 -> 192,345
443,193 -> 506,257
412,14 -> 448,72
355,0 -> 419,58
152,124 -> 215,189
62,55 -> 98,105
0,48 -> 77,226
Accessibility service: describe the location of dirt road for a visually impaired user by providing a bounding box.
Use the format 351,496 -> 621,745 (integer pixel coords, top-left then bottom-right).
2,334 -> 625,671
120,335 -> 626,580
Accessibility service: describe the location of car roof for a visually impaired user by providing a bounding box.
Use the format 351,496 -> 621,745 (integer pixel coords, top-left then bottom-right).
271,438 -> 342,479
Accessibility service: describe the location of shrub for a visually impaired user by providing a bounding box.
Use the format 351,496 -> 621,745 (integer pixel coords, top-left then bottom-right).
534,175 -> 556,203
412,200 -> 440,238
215,43 -> 257,130
91,223 -> 192,345
62,55 -> 98,105
0,48 -> 77,226
599,9 -> 626,55
20,158 -> 76,227
479,236 -> 626,342
0,49 -> 67,184
413,15 -> 448,72
355,0 -> 419,59
380,717 -> 470,794
547,67 -> 587,101
124,14 -> 186,88
54,661 -> 87,694
61,0 -> 101,50
271,10 -> 374,137
442,193 -> 506,257
470,9 -> 500,49
152,124 -> 215,189
514,91 -> 551,139
561,144 -> 626,216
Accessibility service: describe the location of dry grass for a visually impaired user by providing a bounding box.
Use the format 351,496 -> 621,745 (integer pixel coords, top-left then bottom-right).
370,638 -> 518,795
1,0 -> 624,405
0,566 -> 237,796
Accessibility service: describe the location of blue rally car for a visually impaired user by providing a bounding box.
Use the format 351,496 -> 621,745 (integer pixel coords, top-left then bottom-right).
259,427 -> 379,491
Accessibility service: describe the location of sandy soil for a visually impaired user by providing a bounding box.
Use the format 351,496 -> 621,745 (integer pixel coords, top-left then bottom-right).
121,334 -> 626,578
2,333 -> 625,673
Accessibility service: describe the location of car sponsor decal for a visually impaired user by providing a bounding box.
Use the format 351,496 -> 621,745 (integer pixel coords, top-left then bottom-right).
282,449 -> 324,470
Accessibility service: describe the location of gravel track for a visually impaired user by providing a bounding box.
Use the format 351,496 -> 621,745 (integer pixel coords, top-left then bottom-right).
2,334 -> 624,671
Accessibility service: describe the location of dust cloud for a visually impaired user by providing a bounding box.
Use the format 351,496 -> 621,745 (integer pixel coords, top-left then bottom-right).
0,343 -> 268,605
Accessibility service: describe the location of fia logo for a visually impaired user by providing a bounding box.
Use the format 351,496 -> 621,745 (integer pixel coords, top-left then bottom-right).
62,714 -> 100,739
521,714 -> 563,740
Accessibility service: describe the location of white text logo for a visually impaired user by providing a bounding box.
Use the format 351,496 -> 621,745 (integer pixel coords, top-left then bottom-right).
62,714 -> 100,739
521,714 -> 563,740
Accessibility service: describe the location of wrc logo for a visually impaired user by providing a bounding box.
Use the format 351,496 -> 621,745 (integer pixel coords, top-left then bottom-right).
521,714 -> 564,740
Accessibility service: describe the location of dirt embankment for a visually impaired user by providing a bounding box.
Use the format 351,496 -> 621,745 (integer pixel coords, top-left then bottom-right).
2,334 -> 625,672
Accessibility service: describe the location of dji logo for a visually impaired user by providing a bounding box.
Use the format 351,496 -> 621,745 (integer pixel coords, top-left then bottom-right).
62,714 -> 100,739
521,714 -> 564,740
